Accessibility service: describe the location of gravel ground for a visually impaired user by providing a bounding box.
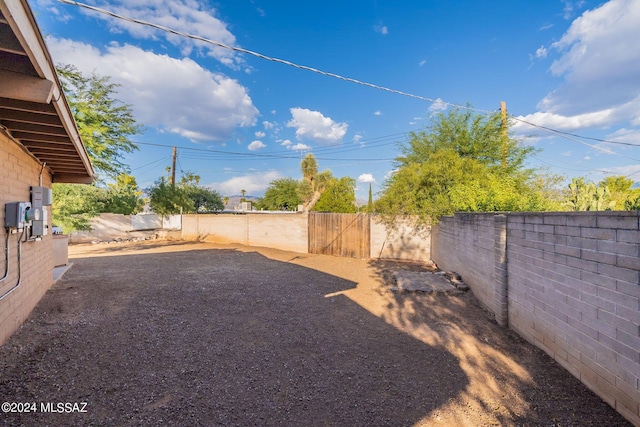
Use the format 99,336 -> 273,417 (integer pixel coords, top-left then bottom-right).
0,240 -> 631,426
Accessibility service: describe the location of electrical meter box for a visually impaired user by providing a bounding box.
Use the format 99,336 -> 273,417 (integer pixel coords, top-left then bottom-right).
5,202 -> 32,229
30,186 -> 52,207
30,186 -> 51,237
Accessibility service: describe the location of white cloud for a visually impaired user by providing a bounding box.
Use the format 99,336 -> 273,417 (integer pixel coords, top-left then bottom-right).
290,143 -> 311,151
543,0 -> 640,116
280,139 -> 292,147
248,140 -> 266,151
429,98 -> 448,112
357,173 -> 376,183
600,164 -> 640,179
49,38 -> 259,142
561,0 -> 586,19
77,0 -> 241,67
263,121 -> 275,129
535,46 -> 548,59
383,169 -> 397,180
374,111 -> 382,116
287,108 -> 348,145
207,171 -> 282,196
353,133 -> 364,146
374,25 -> 388,35
254,131 -> 266,138
419,59 -> 426,67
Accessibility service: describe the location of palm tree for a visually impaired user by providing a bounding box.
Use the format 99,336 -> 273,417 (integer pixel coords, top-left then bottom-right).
240,189 -> 246,202
299,154 -> 331,212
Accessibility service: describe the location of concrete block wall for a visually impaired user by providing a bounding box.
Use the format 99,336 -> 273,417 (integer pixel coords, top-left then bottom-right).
431,213 -> 498,314
432,211 -> 640,425
182,213 -> 308,253
0,135 -> 54,346
370,216 -> 431,261
507,211 -> 639,425
69,213 -> 169,243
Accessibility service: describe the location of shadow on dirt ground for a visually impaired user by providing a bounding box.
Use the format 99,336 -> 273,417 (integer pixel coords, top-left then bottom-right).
1,245 -> 467,427
0,242 -> 631,426
364,258 -> 631,426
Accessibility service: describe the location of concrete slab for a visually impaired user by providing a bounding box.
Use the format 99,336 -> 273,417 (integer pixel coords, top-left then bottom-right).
52,263 -> 73,285
391,270 -> 460,294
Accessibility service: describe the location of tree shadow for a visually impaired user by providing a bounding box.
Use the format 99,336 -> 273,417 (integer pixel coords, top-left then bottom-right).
365,258 -> 631,426
1,247 -> 469,426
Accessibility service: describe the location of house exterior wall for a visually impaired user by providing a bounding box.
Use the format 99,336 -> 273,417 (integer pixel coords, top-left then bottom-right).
431,211 -> 640,425
0,134 -> 54,346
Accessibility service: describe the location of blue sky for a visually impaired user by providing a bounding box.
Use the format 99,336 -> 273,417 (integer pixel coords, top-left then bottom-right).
33,0 -> 640,201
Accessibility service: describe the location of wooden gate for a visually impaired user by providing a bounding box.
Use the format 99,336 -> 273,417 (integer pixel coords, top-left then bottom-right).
308,213 -> 370,258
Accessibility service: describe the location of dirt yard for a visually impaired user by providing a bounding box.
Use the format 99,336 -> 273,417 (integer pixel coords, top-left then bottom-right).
0,240 -> 631,426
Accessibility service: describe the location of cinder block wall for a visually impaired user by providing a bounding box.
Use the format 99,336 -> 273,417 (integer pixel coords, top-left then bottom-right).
182,213 -> 308,253
507,211 -> 639,424
0,135 -> 53,346
431,213 -> 497,314
370,216 -> 431,261
432,211 -> 640,425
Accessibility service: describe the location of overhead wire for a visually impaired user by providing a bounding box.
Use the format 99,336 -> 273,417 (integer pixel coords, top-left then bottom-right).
57,0 -> 490,113
58,0 -> 639,180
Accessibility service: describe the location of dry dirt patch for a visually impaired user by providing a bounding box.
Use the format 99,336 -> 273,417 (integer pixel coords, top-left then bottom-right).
0,240 -> 630,426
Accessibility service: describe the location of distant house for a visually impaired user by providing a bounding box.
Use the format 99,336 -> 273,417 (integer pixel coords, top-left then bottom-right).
0,0 -> 94,345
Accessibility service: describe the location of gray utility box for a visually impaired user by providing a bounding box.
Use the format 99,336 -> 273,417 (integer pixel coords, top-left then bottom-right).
31,186 -> 52,207
5,202 -> 32,229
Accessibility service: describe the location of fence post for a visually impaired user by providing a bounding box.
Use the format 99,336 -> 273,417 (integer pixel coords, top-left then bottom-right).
494,214 -> 509,326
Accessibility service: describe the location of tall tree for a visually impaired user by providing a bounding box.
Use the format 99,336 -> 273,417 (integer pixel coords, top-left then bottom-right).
149,171 -> 223,215
57,64 -> 141,178
103,173 -> 145,215
298,153 -> 332,211
52,66 -> 143,230
255,178 -> 302,211
313,177 -> 357,213
377,107 -> 549,222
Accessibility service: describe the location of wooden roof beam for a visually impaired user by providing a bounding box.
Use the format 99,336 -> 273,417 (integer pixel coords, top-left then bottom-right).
0,70 -> 53,103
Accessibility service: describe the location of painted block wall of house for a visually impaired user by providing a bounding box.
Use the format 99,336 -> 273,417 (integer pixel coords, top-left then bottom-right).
0,134 -> 53,346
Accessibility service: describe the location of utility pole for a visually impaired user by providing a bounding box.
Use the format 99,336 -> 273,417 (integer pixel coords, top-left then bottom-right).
171,146 -> 177,187
500,101 -> 508,169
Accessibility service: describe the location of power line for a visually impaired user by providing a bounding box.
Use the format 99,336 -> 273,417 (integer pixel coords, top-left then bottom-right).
58,0 -> 639,180
57,0 -> 490,113
513,117 -> 640,147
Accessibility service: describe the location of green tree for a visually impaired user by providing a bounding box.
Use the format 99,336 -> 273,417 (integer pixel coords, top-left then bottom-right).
57,64 -> 141,178
52,66 -> 143,231
367,183 -> 374,213
149,171 -> 223,214
149,177 -> 193,215
103,173 -> 145,215
298,154 -> 333,211
185,186 -> 224,213
255,178 -> 302,211
599,175 -> 639,209
377,107 -> 548,222
52,184 -> 106,233
313,177 -> 357,213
